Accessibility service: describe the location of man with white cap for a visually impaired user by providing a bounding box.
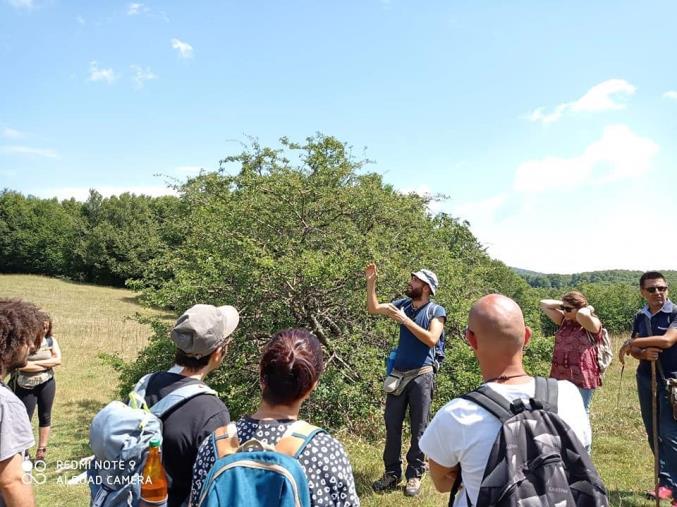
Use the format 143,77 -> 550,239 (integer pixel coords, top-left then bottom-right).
365,263 -> 446,497
142,303 -> 239,507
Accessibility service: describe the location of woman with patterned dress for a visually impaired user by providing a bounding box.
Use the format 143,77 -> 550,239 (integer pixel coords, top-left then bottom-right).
190,328 -> 360,506
540,291 -> 603,414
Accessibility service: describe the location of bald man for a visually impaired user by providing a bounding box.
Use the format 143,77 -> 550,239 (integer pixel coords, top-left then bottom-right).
419,294 -> 591,506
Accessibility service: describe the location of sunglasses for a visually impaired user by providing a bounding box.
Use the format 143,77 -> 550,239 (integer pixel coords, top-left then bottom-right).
559,305 -> 575,312
645,286 -> 668,294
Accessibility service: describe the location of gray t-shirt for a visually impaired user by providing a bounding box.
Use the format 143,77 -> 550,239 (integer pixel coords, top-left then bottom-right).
0,381 -> 34,505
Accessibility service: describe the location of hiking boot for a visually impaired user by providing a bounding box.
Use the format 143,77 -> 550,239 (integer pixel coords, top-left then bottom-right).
404,477 -> 422,497
372,473 -> 400,492
645,486 -> 673,500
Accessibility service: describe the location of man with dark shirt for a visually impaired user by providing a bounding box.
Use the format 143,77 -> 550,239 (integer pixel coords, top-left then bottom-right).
620,272 -> 677,502
366,264 -> 446,497
143,303 -> 239,507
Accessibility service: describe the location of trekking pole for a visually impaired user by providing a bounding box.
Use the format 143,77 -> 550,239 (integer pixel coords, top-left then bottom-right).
651,360 -> 660,507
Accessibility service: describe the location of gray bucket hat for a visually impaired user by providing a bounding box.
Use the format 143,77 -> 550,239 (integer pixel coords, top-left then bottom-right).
412,269 -> 439,295
170,304 -> 240,358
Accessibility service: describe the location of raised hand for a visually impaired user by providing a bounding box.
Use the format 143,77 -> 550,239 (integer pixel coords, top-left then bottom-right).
365,263 -> 378,282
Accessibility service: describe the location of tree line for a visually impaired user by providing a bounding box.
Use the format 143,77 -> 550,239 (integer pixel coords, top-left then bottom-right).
0,189 -> 181,286
514,267 -> 677,289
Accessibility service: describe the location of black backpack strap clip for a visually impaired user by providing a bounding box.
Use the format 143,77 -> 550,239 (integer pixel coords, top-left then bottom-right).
509,398 -> 527,414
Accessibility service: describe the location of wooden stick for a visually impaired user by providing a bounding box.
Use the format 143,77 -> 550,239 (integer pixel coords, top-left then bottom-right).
651,360 -> 660,507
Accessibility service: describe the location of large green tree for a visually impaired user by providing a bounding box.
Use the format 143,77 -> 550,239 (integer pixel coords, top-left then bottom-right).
122,135 -> 550,434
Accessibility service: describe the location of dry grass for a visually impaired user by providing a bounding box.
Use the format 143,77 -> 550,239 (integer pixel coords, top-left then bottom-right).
1,275 -> 171,505
0,274 -> 665,506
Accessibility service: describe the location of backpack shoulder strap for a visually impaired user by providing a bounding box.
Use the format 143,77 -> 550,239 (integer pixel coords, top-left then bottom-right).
128,373 -> 154,410
275,420 -> 323,459
150,381 -> 217,418
213,421 -> 239,459
426,301 -> 437,319
461,385 -> 514,423
532,376 -> 558,413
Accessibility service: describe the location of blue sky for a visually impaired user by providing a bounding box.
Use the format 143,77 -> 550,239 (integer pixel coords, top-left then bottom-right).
1,1 -> 676,273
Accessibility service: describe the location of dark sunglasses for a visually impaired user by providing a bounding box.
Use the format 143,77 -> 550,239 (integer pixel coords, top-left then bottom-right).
645,286 -> 668,294
559,305 -> 575,312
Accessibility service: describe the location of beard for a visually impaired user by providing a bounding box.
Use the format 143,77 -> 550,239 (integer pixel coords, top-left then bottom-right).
405,284 -> 423,299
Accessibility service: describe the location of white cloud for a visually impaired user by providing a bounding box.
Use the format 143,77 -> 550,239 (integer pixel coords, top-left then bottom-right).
7,0 -> 34,9
0,145 -> 59,158
127,3 -> 148,15
175,165 -> 203,176
131,65 -> 157,89
446,124 -> 667,272
526,79 -> 636,124
454,193 -> 507,224
450,184 -> 677,273
1,127 -> 25,140
513,124 -> 658,192
88,61 -> 116,84
171,38 -> 193,59
29,186 -> 178,201
526,104 -> 568,125
663,90 -> 677,100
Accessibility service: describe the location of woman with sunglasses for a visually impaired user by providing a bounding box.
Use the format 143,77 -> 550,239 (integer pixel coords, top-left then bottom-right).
540,291 -> 603,414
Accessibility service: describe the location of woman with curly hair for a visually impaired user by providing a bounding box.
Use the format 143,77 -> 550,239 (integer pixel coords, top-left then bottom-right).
12,315 -> 62,464
0,298 -> 44,507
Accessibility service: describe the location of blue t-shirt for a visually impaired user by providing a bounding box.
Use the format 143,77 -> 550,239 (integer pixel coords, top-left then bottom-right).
632,299 -> 677,378
391,298 -> 446,371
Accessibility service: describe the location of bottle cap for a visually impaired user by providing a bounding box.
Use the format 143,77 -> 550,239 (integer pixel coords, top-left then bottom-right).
149,437 -> 162,448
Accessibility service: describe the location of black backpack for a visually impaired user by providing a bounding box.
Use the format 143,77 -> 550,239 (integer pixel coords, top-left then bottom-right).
452,377 -> 608,507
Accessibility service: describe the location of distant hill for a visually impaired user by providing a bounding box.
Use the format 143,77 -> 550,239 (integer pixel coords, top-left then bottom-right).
512,268 -> 677,289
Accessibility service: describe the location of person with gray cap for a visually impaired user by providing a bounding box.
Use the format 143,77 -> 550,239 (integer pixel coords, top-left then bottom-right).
365,263 -> 446,497
141,304 -> 239,507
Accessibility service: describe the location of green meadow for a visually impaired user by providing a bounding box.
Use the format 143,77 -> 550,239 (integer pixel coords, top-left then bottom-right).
1,274 -> 660,506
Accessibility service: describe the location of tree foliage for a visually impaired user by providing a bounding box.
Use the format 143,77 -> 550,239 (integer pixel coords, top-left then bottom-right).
3,134 -> 658,435
515,267 -> 677,290
120,135 -> 551,434
0,189 -> 180,286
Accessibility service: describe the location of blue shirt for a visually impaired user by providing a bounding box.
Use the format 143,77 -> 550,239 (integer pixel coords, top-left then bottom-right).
391,298 -> 446,371
633,299 -> 677,378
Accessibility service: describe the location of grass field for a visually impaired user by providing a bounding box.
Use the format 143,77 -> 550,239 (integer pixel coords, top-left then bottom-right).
0,274 -> 663,506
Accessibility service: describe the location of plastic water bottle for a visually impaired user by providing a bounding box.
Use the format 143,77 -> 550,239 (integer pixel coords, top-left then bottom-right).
385,349 -> 397,376
139,438 -> 168,507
